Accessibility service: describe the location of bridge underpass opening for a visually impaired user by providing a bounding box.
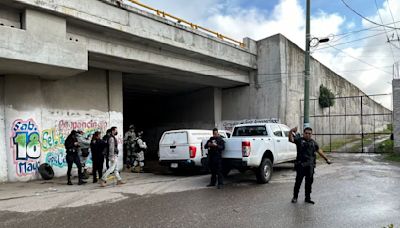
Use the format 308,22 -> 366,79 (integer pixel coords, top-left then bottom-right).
123,73 -> 231,161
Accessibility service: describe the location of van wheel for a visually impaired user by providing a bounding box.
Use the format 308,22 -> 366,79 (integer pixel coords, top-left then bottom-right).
256,158 -> 272,184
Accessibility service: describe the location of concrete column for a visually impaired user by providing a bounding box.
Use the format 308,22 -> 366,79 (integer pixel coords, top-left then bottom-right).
4,75 -> 43,182
107,71 -> 124,168
214,88 -> 222,128
0,76 -> 8,182
393,79 -> 400,155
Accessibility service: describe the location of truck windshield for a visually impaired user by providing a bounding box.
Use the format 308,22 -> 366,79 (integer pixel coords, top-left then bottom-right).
233,126 -> 268,136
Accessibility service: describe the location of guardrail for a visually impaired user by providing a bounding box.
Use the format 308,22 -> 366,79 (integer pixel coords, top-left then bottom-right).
125,0 -> 245,47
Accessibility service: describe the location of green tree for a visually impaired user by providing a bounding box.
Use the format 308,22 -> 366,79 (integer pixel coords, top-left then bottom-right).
319,84 -> 335,108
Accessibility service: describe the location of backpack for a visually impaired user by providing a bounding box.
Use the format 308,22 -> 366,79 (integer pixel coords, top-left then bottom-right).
134,138 -> 146,153
102,134 -> 111,157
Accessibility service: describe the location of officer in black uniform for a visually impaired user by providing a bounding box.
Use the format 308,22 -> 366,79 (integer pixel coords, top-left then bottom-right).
204,128 -> 225,189
64,130 -> 86,185
289,126 -> 331,204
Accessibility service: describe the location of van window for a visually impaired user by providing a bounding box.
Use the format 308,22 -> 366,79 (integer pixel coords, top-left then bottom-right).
233,126 -> 268,136
270,125 -> 283,137
160,132 -> 188,144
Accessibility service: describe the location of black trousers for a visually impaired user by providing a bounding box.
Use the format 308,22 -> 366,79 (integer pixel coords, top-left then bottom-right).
92,156 -> 104,181
293,164 -> 314,199
66,153 -> 83,180
105,156 -> 110,169
208,153 -> 223,185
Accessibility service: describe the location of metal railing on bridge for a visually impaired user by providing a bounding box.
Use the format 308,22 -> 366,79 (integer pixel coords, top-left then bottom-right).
123,0 -> 245,48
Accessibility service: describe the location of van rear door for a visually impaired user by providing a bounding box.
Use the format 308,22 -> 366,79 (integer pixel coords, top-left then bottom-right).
159,131 -> 190,161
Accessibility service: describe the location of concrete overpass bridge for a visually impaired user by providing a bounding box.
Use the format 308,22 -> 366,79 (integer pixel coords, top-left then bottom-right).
0,0 -> 259,182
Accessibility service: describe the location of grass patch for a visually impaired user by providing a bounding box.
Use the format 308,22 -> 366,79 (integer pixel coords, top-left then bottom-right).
385,153 -> 400,162
348,138 -> 374,152
375,139 -> 400,162
321,138 -> 360,152
376,139 -> 394,153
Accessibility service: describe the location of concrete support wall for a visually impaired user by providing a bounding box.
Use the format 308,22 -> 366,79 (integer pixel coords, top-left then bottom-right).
222,34 -> 391,147
0,76 -> 7,182
281,35 -> 391,145
222,35 -> 283,121
2,68 -> 123,182
393,79 -> 400,155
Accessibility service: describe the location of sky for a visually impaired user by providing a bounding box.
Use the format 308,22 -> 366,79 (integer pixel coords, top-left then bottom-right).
123,0 -> 400,109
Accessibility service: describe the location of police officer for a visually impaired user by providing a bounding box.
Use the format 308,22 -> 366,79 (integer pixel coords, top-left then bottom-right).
288,126 -> 331,204
64,130 -> 86,185
204,128 -> 225,189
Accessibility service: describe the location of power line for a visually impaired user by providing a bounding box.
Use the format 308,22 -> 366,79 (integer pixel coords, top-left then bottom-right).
374,0 -> 396,63
386,0 -> 400,44
315,30 -> 390,50
316,42 -> 400,52
327,20 -> 400,40
326,44 -> 393,75
335,65 -> 393,73
341,0 -> 400,30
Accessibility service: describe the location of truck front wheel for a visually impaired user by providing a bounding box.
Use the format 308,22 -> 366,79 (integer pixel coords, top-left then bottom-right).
256,158 -> 272,184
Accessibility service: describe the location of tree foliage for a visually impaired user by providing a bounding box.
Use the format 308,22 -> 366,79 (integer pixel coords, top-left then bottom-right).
319,84 -> 335,108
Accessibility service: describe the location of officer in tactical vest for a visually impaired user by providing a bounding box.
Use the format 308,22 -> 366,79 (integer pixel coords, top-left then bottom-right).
64,130 -> 86,185
204,128 -> 225,189
289,126 -> 331,204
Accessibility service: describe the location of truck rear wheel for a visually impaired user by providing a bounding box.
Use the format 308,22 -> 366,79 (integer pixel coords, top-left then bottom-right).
256,158 -> 272,184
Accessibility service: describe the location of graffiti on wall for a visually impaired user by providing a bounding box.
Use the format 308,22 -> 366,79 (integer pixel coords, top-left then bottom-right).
11,119 -> 41,176
58,120 -> 108,136
41,120 -> 108,168
10,118 -> 115,175
41,127 -> 67,168
45,148 -> 67,168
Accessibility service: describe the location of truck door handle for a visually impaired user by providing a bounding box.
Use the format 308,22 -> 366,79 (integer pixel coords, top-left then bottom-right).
170,146 -> 176,149
277,140 -> 280,142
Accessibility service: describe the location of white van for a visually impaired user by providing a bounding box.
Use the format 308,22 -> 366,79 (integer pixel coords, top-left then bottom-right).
159,129 -> 230,170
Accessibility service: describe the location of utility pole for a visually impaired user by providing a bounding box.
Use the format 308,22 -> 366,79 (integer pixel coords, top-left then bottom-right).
303,0 -> 311,129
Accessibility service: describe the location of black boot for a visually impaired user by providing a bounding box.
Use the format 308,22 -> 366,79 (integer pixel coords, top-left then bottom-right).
67,177 -> 73,185
83,169 -> 89,179
78,179 -> 87,185
305,198 -> 315,204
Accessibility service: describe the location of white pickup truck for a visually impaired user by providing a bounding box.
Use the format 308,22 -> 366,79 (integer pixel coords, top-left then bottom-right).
204,123 -> 297,184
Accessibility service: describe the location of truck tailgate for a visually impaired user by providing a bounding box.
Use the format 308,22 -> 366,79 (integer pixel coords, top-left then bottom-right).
222,138 -> 244,159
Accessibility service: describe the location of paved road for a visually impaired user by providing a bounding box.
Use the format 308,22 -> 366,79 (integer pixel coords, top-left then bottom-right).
1,153 -> 399,228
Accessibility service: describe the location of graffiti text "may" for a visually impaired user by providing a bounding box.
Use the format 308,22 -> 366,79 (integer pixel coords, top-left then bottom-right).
11,119 -> 41,176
